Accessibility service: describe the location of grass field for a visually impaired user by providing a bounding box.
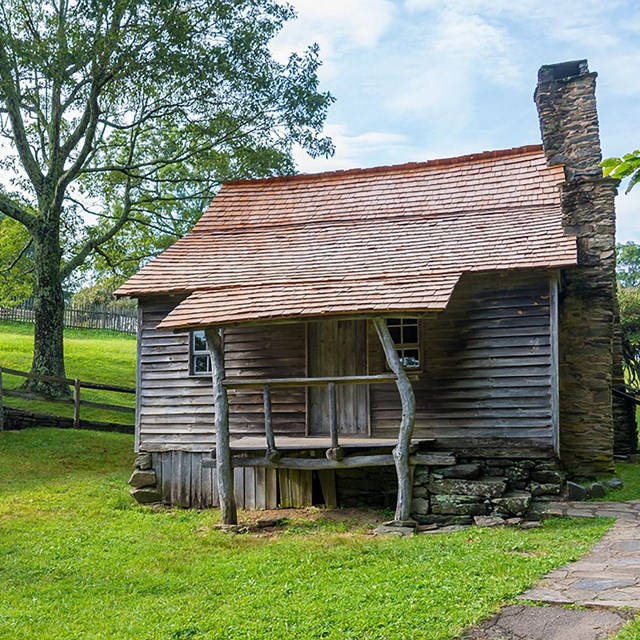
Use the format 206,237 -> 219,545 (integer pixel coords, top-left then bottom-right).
0,428 -> 618,640
0,320 -> 136,424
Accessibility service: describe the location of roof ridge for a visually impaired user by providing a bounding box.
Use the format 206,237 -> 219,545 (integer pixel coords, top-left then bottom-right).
223,144 -> 545,188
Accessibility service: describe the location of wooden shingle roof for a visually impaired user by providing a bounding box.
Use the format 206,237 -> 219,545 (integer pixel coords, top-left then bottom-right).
115,145 -> 577,329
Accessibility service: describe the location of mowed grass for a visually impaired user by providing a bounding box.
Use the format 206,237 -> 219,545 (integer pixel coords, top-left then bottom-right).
0,429 -> 613,640
0,320 -> 136,424
593,461 -> 640,502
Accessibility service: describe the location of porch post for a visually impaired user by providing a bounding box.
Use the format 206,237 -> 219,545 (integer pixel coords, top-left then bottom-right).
373,317 -> 416,522
205,327 -> 237,525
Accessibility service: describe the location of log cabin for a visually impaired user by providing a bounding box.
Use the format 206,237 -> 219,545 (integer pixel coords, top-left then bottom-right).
116,61 -> 633,524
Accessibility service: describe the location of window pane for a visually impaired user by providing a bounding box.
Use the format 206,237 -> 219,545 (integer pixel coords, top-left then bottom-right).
194,355 -> 210,373
193,330 -> 208,352
402,324 -> 418,344
386,318 -> 401,326
402,349 -> 420,369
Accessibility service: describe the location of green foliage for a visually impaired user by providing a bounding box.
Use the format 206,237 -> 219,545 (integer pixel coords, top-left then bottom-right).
0,0 -> 334,380
0,428 -> 612,640
619,287 -> 640,384
0,216 -> 33,304
0,320 -> 136,423
617,242 -> 640,288
602,150 -> 640,193
71,278 -> 135,308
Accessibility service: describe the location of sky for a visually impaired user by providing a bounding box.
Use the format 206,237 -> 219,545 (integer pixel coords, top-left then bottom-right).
271,0 -> 640,243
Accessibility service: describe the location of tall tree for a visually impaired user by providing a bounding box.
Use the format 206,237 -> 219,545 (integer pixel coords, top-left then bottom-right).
617,242 -> 640,289
0,0 -> 333,395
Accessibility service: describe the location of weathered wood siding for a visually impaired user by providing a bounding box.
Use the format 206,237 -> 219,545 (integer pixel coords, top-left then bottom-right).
225,324 -> 307,437
138,298 -> 306,452
369,272 -> 554,444
138,298 -> 215,452
151,451 -> 280,509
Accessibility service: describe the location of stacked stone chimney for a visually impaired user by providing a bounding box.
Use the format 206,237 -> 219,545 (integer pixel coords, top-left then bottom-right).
534,60 -> 622,476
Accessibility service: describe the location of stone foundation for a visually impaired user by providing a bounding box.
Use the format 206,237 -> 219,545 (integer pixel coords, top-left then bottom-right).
410,453 -> 564,526
129,452 -> 162,504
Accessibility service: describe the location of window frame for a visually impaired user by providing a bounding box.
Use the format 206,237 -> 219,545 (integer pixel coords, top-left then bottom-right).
189,329 -> 212,376
385,317 -> 422,372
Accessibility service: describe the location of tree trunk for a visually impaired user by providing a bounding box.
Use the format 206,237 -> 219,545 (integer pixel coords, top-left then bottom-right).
25,224 -> 69,397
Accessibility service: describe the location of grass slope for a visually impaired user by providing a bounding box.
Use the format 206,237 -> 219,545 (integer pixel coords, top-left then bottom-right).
0,320 -> 136,424
0,428 -> 613,640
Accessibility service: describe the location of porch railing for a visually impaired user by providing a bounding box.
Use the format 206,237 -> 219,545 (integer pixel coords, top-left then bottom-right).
222,374 -> 397,461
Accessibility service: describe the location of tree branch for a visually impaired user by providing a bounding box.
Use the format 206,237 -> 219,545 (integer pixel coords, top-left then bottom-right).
0,37 -> 44,194
0,192 -> 37,231
0,237 -> 32,273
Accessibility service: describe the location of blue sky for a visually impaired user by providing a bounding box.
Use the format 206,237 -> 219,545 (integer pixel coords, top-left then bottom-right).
272,0 -> 640,242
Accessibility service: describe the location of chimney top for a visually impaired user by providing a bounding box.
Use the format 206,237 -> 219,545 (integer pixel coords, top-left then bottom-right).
538,60 -> 590,83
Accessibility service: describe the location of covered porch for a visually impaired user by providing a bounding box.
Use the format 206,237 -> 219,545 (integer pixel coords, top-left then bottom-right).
200,319 -> 422,524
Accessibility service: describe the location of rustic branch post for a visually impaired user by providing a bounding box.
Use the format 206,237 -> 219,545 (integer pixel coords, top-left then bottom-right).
373,317 -> 416,522
262,384 -> 279,462
326,381 -> 343,461
205,327 -> 237,525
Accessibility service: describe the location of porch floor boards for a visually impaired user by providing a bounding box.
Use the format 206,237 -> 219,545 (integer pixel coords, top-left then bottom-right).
229,436 -> 434,451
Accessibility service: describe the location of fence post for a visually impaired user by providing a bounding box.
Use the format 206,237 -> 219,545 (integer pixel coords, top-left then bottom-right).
0,367 -> 4,431
73,379 -> 81,428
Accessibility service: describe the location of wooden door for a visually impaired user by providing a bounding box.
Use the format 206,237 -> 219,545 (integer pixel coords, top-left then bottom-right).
308,320 -> 369,435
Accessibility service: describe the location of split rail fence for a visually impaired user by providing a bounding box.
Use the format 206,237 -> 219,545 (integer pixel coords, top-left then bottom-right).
0,366 -> 136,431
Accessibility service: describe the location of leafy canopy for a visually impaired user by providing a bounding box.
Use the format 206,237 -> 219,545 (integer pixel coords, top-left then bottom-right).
0,0 -> 334,286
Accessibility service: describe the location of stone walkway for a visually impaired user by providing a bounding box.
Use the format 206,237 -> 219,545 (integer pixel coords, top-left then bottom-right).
519,500 -> 640,608
462,500 -> 640,639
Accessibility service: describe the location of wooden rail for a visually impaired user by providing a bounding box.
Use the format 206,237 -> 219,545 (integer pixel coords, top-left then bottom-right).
0,365 -> 135,431
223,374 -> 397,462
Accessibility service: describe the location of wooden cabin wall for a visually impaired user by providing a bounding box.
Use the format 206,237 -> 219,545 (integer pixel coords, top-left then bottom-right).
138,298 -> 215,452
138,298 -> 307,452
369,272 -> 554,445
225,324 -> 307,436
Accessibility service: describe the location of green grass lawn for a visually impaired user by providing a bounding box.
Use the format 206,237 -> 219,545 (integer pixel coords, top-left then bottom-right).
0,320 -> 136,424
0,428 -> 615,640
593,461 -> 640,502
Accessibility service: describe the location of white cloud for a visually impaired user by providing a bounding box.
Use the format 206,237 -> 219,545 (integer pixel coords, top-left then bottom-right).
293,124 -> 415,173
271,0 -> 396,77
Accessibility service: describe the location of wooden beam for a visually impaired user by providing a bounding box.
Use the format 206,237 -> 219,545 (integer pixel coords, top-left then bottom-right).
373,317 -> 417,522
229,454 -> 396,469
205,327 -> 237,525
223,374 -> 396,389
202,452 -> 454,470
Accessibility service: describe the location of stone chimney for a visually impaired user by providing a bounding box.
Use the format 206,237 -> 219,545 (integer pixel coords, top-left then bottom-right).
534,60 -> 621,476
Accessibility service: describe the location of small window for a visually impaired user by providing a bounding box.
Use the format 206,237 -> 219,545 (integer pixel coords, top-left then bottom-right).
386,318 -> 421,370
190,330 -> 211,375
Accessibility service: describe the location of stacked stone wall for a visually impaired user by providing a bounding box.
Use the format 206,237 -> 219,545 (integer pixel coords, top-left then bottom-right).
410,452 -> 564,526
